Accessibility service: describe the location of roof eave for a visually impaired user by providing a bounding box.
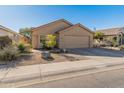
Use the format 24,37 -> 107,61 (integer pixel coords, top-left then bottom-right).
31,19 -> 73,32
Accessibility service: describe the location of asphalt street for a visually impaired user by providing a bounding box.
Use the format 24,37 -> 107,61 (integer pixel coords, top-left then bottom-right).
24,68 -> 124,88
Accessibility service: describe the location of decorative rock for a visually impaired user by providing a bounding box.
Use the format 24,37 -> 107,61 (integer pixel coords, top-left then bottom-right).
42,51 -> 51,59
61,48 -> 67,53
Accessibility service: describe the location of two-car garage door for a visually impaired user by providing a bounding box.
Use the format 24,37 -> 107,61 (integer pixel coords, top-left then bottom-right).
64,35 -> 90,48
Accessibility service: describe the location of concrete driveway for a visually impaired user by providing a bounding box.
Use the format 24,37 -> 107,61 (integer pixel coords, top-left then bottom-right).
67,48 -> 124,59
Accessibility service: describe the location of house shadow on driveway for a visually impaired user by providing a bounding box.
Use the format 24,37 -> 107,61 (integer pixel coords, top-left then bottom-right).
67,48 -> 124,58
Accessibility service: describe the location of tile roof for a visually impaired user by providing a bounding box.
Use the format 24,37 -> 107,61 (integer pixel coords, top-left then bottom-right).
96,27 -> 124,35
0,25 -> 23,37
31,19 -> 73,31
56,23 -> 94,34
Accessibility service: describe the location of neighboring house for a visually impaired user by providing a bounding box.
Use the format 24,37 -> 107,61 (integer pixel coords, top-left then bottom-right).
0,25 -> 28,44
32,19 -> 94,49
97,27 -> 124,45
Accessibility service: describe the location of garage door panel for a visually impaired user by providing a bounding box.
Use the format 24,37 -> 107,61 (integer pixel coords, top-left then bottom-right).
64,36 -> 89,48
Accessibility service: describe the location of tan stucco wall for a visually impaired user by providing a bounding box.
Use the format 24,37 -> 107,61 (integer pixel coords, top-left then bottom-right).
0,29 -> 14,36
32,21 -> 71,48
58,25 -> 93,48
0,29 -> 21,43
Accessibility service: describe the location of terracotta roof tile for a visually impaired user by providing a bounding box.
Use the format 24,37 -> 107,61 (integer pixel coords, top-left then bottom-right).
96,27 -> 124,35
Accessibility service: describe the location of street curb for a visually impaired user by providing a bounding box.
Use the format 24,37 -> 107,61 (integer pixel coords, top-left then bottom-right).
2,63 -> 124,88
41,66 -> 97,77
0,65 -> 97,84
1,62 -> 124,84
0,73 -> 41,83
41,62 -> 124,78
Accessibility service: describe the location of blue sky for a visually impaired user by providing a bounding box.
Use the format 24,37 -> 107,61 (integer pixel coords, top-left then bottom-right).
0,5 -> 124,32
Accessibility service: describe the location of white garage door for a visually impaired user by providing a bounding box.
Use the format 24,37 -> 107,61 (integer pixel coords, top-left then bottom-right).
64,35 -> 90,48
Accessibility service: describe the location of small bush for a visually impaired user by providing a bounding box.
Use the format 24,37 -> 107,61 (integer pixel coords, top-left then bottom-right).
111,39 -> 118,47
18,43 -> 26,53
18,43 -> 32,53
94,32 -> 104,43
40,35 -> 57,49
40,37 -> 46,49
0,46 -> 19,61
45,34 -> 56,49
119,45 -> 124,50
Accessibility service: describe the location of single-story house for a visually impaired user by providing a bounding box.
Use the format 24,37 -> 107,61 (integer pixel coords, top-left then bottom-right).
32,19 -> 94,49
0,25 -> 28,44
97,27 -> 124,45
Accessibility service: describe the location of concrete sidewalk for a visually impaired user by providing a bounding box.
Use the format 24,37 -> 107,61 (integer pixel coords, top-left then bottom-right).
0,58 -> 124,86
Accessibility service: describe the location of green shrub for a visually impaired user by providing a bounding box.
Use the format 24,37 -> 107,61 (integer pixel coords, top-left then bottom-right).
0,36 -> 12,49
94,32 -> 104,43
0,46 -> 19,61
111,38 -> 118,47
18,43 -> 26,53
45,34 -> 56,49
18,43 -> 32,53
40,37 -> 46,49
119,45 -> 124,50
